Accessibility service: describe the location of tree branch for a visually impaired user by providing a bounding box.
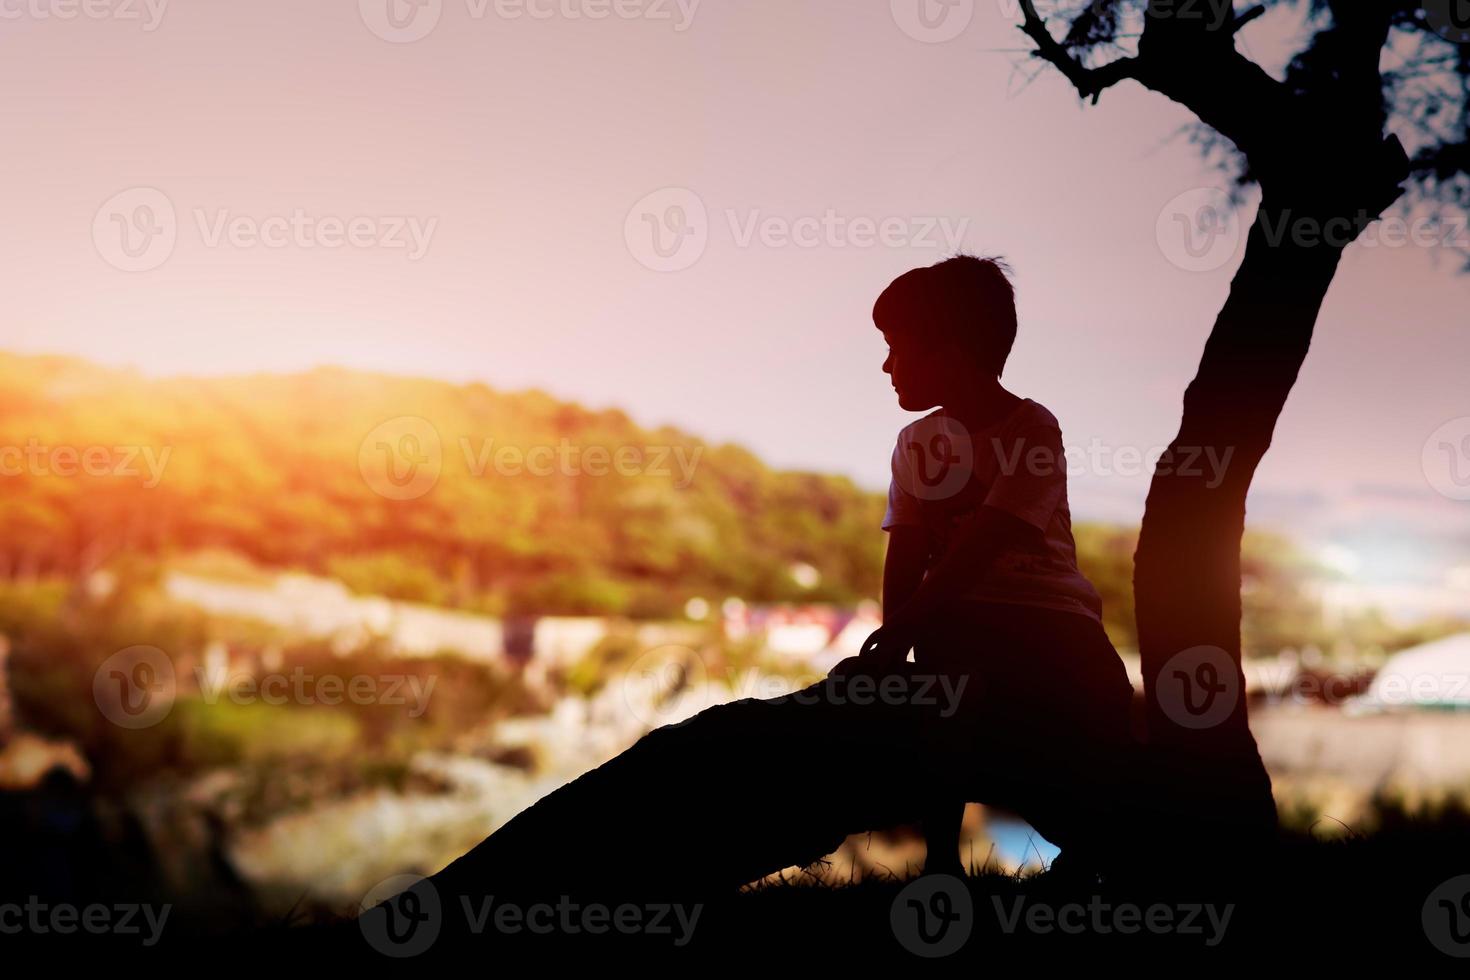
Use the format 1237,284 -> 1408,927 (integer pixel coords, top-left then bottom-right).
1019,0 -> 1407,203
1017,0 -> 1136,104
1232,5 -> 1266,35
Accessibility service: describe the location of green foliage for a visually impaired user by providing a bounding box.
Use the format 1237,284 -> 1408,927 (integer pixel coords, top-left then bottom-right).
0,574 -> 538,793
1069,524 -> 1332,655
563,631 -> 645,698
1241,530 -> 1330,655
328,552 -> 450,606
0,353 -> 884,616
1071,524 -> 1140,651
173,699 -> 361,767
0,352 -> 1415,657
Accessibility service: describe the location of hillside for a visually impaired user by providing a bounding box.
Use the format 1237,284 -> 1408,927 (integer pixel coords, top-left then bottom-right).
0,351 -> 1388,652
0,352 -> 885,618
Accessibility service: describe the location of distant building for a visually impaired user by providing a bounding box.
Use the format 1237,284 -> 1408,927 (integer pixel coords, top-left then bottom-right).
723,600 -> 881,660
165,571 -> 506,665
164,571 -> 884,677
1355,632 -> 1470,711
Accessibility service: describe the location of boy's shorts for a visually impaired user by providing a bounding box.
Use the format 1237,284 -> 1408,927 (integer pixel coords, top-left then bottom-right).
909,601 -> 1138,853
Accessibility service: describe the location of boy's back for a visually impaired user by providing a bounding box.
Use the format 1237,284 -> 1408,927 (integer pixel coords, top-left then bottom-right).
884,398 -> 1103,624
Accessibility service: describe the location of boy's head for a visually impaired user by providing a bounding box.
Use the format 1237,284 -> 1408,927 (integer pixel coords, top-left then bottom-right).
874,255 -> 1017,411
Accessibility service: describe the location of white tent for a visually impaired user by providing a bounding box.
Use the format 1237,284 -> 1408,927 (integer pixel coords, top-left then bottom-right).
1356,633 -> 1470,711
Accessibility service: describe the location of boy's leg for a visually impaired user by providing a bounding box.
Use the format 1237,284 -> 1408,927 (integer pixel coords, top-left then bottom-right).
967,606 -> 1140,875
920,800 -> 966,876
916,602 -> 1141,877
912,630 -> 981,878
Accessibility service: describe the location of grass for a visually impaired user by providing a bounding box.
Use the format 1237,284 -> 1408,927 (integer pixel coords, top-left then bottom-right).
12,803 -> 1470,966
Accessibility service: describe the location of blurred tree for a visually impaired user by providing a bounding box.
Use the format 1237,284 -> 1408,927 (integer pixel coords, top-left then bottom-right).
0,354 -> 884,617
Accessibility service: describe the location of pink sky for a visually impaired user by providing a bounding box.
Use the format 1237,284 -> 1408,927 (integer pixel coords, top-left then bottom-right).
1,0 -> 1467,615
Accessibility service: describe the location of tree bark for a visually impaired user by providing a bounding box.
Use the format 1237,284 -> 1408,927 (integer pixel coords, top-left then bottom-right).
1134,143 -> 1409,845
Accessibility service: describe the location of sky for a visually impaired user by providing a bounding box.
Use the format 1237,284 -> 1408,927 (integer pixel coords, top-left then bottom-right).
1,0 -> 1467,617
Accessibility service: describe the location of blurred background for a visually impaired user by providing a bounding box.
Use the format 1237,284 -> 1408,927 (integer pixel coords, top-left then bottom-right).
0,0 -> 1468,933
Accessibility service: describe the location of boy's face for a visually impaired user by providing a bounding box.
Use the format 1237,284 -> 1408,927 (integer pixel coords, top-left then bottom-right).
880,328 -> 954,412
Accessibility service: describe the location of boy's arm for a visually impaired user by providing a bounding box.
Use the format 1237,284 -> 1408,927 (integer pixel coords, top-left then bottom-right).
826,527 -> 928,678
864,418 -> 1064,667
880,505 -> 1041,639
882,526 -> 928,620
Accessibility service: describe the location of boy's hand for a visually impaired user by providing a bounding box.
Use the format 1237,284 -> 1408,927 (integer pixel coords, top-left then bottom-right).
826,624 -> 915,679
858,623 -> 917,671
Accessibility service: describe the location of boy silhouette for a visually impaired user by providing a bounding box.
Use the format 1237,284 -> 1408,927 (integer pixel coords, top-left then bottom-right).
425,257 -> 1141,905
856,255 -> 1136,877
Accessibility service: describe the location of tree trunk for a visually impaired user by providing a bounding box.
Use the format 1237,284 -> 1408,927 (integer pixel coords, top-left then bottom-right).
423,674 -> 941,910
1134,142 -> 1409,847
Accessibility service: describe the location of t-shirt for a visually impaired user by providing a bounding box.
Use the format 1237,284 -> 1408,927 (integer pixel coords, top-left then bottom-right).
882,398 -> 1104,622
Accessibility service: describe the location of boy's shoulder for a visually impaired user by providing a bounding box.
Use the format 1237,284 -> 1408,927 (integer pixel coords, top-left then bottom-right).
893,409 -> 948,445
1016,398 -> 1060,432
892,398 -> 1058,444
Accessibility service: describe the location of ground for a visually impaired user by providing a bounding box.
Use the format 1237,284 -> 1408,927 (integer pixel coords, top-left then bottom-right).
14,808 -> 1470,966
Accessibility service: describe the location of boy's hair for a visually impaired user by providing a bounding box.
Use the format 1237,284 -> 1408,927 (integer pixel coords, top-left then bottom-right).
873,255 -> 1018,376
